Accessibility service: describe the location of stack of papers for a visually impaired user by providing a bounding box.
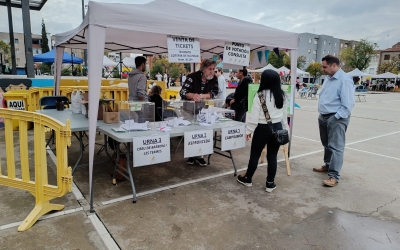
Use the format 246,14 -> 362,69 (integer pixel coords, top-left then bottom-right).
166,117 -> 191,127
197,108 -> 225,124
120,120 -> 150,131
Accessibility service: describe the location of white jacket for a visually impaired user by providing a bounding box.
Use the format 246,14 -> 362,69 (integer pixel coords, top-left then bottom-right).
246,90 -> 288,135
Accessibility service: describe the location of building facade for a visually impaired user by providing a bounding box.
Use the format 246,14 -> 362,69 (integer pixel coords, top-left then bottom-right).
378,42 -> 400,73
298,33 -> 340,68
363,51 -> 380,75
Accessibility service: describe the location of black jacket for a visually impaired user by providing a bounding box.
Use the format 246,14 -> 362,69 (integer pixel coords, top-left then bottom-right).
179,71 -> 219,100
232,76 -> 252,110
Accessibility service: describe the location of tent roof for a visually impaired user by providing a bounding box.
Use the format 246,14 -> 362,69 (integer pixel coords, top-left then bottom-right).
296,68 -> 309,75
55,0 -> 298,58
103,56 -> 117,67
346,68 -> 370,77
248,64 -> 279,73
375,72 -> 399,78
33,49 -> 83,64
278,66 -> 290,74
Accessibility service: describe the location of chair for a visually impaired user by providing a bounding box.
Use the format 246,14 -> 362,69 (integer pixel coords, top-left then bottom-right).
39,96 -> 70,110
298,88 -> 308,98
309,88 -> 319,99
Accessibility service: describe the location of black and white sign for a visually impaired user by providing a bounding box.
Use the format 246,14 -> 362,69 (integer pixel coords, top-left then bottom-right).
223,42 -> 250,66
221,125 -> 246,151
7,100 -> 25,110
184,130 -> 213,158
133,134 -> 171,167
167,36 -> 201,63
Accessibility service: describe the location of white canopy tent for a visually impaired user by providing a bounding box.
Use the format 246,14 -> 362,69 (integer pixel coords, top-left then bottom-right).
375,72 -> 399,79
278,66 -> 290,74
102,56 -> 117,67
296,68 -> 309,76
248,64 -> 280,73
346,68 -> 371,77
122,56 -> 142,68
53,0 -> 299,210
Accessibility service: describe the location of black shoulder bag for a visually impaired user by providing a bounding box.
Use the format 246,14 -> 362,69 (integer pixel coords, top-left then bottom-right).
257,92 -> 289,145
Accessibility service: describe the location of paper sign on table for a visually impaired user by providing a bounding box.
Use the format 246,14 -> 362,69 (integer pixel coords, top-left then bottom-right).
133,134 -> 171,167
184,130 -> 213,158
221,125 -> 246,151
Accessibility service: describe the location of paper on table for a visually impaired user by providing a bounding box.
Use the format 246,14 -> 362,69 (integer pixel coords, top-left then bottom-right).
199,122 -> 212,126
159,126 -> 172,132
121,121 -> 150,131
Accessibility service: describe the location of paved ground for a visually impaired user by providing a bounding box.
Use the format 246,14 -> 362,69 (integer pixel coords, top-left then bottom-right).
1,90 -> 400,250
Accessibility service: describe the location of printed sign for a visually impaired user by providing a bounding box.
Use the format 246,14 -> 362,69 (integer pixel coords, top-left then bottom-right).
133,134 -> 171,167
7,100 -> 25,110
184,130 -> 213,158
221,125 -> 246,151
167,36 -> 201,63
223,42 -> 250,66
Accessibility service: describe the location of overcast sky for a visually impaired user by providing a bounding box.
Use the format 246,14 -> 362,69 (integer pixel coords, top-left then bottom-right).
1,0 -> 399,50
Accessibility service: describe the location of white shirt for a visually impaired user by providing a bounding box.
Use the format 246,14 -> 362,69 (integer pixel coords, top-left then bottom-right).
217,75 -> 226,100
156,74 -> 162,81
246,90 -> 288,135
164,74 -> 168,82
182,75 -> 187,83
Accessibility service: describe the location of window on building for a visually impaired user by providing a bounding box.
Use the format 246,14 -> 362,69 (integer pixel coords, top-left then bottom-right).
14,39 -> 19,44
333,53 -> 336,56
313,50 -> 317,54
340,43 -> 343,48
329,41 -> 331,45
309,38 -> 312,43
327,50 -> 330,54
308,49 -> 311,53
323,50 -> 325,54
15,49 -> 19,54
344,44 -> 348,48
334,42 -> 337,46
314,39 -> 318,44
324,40 -> 326,44
384,55 -> 390,60
16,58 -> 20,64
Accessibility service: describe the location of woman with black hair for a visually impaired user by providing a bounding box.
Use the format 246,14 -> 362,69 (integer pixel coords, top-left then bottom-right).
237,69 -> 288,192
148,85 -> 163,122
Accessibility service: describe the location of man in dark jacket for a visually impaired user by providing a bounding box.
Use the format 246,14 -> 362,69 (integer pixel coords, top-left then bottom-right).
230,68 -> 252,122
179,59 -> 219,166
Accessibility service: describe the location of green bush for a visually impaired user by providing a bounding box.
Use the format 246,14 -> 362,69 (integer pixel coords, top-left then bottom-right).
61,68 -> 71,76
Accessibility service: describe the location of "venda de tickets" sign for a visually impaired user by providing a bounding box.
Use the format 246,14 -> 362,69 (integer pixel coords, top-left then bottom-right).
133,134 -> 171,167
167,36 -> 201,63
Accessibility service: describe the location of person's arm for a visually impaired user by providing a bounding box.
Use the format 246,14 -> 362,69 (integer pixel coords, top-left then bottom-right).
335,78 -> 355,119
137,75 -> 148,101
282,97 -> 288,130
246,95 -> 260,138
179,77 -> 193,100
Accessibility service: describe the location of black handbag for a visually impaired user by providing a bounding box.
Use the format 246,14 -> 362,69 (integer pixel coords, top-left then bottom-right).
257,92 -> 289,145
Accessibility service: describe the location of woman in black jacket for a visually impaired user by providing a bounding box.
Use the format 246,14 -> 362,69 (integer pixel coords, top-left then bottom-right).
148,85 -> 163,122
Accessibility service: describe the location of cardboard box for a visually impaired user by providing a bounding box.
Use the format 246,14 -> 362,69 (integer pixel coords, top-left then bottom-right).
103,105 -> 119,124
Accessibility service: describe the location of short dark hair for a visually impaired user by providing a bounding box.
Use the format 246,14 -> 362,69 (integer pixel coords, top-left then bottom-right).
238,68 -> 248,76
322,55 -> 340,66
135,56 -> 146,68
200,59 -> 216,71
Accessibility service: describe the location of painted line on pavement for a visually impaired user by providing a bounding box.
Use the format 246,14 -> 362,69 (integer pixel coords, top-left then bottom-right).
88,214 -> 120,250
0,207 -> 84,231
292,135 -> 320,142
346,147 -> 400,161
346,131 -> 400,145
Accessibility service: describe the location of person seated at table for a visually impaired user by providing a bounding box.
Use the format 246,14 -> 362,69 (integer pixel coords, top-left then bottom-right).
148,85 -> 163,122
179,59 -> 219,166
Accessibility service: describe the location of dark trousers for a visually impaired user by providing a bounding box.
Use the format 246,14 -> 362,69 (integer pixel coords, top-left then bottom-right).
234,108 -> 247,122
318,114 -> 350,181
245,123 -> 282,182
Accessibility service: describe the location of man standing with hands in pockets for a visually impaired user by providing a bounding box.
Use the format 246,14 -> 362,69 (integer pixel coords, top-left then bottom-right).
313,55 -> 355,187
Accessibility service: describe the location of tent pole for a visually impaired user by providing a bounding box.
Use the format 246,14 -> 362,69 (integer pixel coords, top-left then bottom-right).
119,52 -> 122,79
288,49 -> 298,157
6,0 -> 17,75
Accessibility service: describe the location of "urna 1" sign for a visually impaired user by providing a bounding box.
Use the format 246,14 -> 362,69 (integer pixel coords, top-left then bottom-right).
7,100 -> 25,110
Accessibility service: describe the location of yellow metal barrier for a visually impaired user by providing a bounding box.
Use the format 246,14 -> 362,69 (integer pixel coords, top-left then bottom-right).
0,108 -> 72,231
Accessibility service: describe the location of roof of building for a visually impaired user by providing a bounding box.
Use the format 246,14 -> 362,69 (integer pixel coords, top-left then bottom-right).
0,0 -> 48,11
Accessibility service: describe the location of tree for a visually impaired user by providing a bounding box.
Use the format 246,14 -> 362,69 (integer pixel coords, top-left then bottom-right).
150,55 -> 186,79
0,40 -> 11,65
306,62 -> 324,83
297,56 -> 307,70
268,50 -> 286,68
41,19 -> 50,53
339,39 -> 378,71
378,55 -> 400,74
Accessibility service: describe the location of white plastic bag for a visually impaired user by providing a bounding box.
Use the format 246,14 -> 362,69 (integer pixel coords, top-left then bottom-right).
71,90 -> 83,114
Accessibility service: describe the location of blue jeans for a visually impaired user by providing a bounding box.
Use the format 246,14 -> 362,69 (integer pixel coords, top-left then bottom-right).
318,114 -> 350,181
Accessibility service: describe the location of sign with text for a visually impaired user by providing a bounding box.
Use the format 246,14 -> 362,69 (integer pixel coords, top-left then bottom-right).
7,100 -> 25,110
184,130 -> 213,158
133,134 -> 171,167
221,125 -> 246,151
223,42 -> 250,66
167,36 -> 201,63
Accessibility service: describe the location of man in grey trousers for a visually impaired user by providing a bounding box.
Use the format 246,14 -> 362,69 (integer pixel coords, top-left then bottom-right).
313,55 -> 355,187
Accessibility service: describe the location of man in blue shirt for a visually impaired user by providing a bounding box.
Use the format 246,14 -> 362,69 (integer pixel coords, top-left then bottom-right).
313,55 -> 355,187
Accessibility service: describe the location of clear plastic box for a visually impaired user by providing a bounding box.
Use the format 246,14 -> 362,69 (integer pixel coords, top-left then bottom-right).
117,101 -> 155,131
161,100 -> 196,126
196,99 -> 234,124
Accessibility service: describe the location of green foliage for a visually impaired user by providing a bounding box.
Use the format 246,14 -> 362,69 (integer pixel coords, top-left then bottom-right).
306,62 -> 324,83
0,40 -> 11,64
41,19 -> 50,53
39,63 -> 51,74
378,55 -> 400,74
297,56 -> 307,70
268,51 -> 286,68
61,68 -> 71,76
339,39 -> 378,71
169,66 -> 181,79
150,63 -> 164,80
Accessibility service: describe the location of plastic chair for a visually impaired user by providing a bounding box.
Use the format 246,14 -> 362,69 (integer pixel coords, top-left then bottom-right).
39,96 -> 70,110
298,88 -> 308,98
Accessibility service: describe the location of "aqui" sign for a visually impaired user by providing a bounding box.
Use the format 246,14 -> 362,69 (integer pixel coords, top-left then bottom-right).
221,125 -> 246,151
133,134 -> 171,167
184,130 -> 213,158
7,100 -> 25,110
